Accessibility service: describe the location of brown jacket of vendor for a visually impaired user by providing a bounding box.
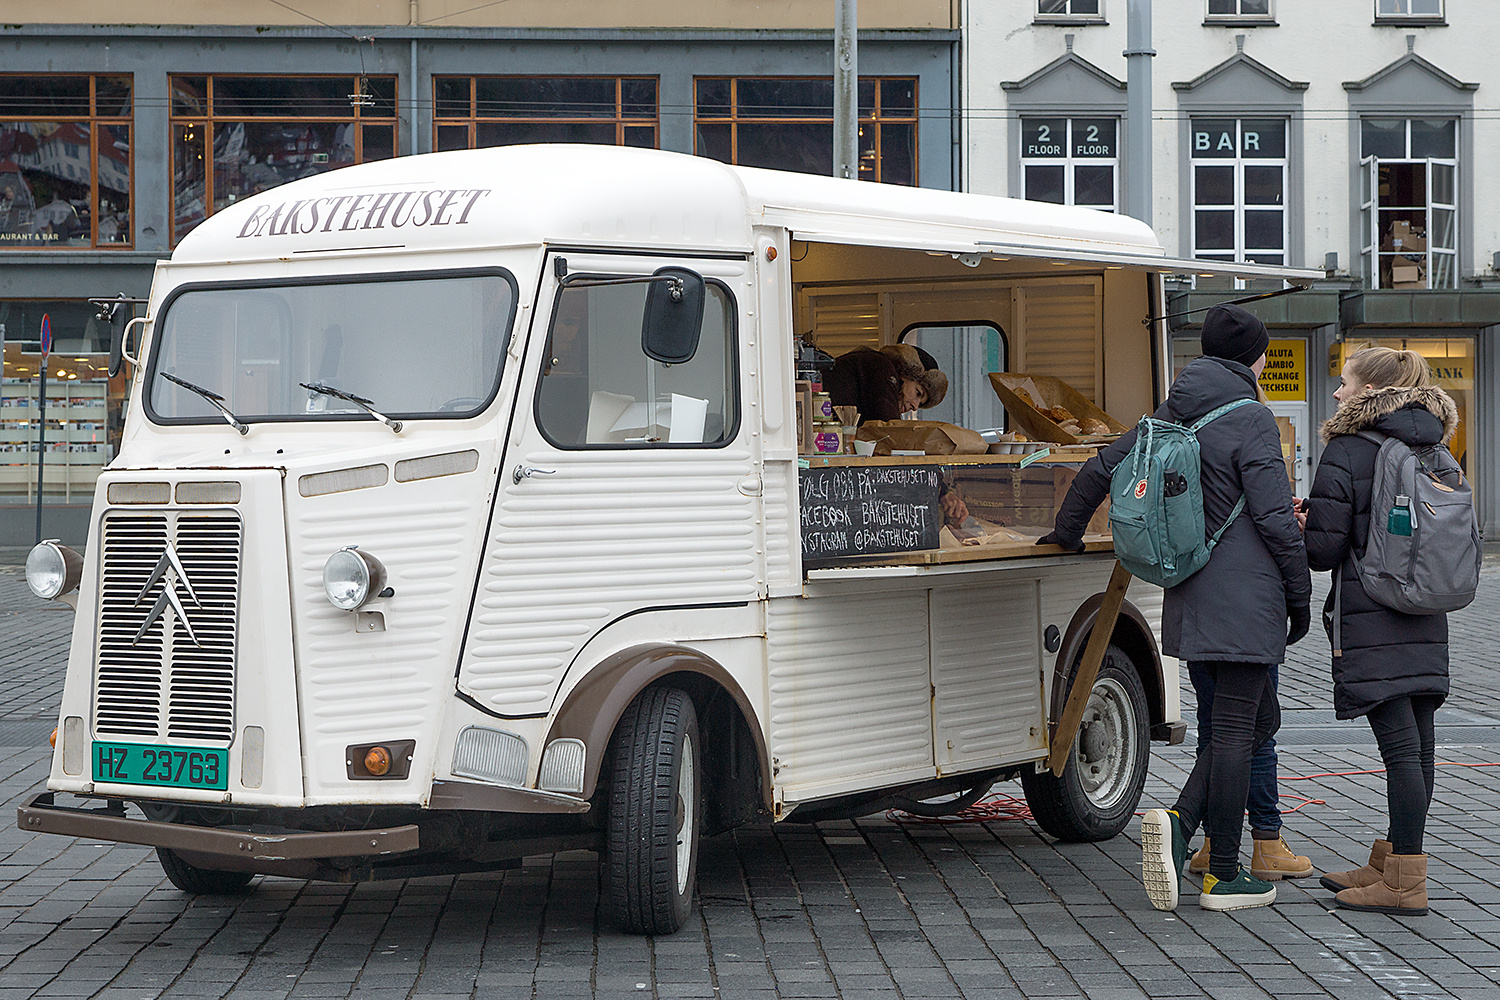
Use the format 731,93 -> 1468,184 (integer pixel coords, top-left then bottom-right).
825,345 -> 948,425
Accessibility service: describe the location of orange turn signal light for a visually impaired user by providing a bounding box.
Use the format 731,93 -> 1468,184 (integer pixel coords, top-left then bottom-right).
364,745 -> 392,776
50,727 -> 57,748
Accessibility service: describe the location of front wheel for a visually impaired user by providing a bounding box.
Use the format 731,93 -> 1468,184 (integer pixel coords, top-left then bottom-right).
1021,645 -> 1150,842
156,848 -> 255,894
604,686 -> 701,935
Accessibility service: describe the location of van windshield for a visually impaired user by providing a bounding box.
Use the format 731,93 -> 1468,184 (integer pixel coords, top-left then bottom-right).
147,271 -> 516,425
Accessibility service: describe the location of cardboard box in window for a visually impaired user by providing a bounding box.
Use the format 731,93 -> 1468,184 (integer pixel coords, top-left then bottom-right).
1382,219 -> 1428,255
988,373 -> 1126,446
1391,263 -> 1425,288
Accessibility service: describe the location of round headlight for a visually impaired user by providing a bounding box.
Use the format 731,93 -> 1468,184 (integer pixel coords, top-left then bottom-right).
26,540 -> 82,601
322,547 -> 387,611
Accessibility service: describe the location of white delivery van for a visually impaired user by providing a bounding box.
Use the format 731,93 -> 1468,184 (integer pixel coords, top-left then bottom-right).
19,145 -> 1316,934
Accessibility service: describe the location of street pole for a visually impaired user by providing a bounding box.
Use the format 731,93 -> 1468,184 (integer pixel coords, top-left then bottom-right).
1124,0 -> 1154,226
833,0 -> 858,180
35,313 -> 50,544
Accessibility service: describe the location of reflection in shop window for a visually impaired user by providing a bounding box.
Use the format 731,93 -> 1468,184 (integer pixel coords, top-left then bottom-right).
0,74 -> 132,248
170,75 -> 398,245
0,299 -> 129,502
433,77 -> 659,151
694,77 -> 917,185
1359,118 -> 1457,290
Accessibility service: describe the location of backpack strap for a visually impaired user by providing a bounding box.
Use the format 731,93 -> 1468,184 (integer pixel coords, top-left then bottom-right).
1186,396 -> 1258,544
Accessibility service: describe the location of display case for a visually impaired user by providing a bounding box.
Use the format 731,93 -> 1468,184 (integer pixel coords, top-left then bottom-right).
0,377 -> 111,502
798,450 -> 1112,569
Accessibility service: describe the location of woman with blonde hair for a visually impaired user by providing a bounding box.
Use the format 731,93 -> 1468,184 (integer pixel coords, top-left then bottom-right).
1298,345 -> 1459,916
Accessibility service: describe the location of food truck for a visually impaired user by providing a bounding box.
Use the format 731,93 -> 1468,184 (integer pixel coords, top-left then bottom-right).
18,145 -> 1317,934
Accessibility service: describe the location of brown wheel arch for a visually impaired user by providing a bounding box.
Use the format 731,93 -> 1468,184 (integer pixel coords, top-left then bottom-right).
545,644 -> 772,812
1051,595 -> 1168,739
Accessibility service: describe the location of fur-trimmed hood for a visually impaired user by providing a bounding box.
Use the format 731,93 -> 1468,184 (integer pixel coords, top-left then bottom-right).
1320,384 -> 1458,445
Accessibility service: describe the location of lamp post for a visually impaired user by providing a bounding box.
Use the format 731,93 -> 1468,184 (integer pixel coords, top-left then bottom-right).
35,312 -> 50,544
834,0 -> 858,180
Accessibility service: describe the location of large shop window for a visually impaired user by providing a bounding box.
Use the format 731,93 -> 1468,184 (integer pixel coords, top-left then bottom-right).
1190,118 -> 1287,290
0,75 -> 132,248
536,276 -> 737,448
1359,118 -> 1457,290
1020,117 -> 1118,211
170,75 -> 399,244
694,77 -> 917,185
1,299 -> 126,502
433,77 -> 658,151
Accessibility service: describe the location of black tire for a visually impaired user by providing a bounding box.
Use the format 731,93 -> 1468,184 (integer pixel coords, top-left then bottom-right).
604,686 -> 701,935
155,847 -> 255,894
1021,645 -> 1150,843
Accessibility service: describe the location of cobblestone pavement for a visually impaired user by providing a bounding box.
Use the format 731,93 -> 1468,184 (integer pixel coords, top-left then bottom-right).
4,563 -> 1500,1000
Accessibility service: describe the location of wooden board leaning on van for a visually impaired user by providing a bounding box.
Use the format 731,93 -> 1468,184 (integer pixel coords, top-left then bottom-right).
989,373 -> 1127,446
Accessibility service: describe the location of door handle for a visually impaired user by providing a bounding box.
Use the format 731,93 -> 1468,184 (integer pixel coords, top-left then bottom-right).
512,464 -> 557,484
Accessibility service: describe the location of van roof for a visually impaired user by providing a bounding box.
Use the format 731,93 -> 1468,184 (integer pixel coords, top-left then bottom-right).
170,144 -> 1171,266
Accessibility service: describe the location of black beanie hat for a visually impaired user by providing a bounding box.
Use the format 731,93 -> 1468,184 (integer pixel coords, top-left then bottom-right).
1200,303 -> 1269,367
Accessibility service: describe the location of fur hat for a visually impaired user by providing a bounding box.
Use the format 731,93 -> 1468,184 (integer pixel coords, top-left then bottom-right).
879,344 -> 949,409
1200,303 -> 1269,368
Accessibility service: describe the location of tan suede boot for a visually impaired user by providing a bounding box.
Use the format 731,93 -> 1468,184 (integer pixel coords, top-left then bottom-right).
1319,839 -> 1392,893
1334,853 -> 1428,916
1187,837 -> 1210,875
1250,836 -> 1315,880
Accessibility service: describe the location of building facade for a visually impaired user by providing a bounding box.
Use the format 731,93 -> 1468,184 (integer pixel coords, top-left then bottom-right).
0,1 -> 961,543
966,0 -> 1500,534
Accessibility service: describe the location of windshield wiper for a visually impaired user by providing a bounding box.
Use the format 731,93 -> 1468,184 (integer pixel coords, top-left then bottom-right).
299,381 -> 404,434
161,373 -> 248,436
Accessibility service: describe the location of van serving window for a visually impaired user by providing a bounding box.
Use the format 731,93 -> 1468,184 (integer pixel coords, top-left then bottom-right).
536,274 -> 737,448
146,271 -> 515,427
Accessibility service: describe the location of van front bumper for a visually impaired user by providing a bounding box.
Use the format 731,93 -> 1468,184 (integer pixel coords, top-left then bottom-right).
18,792 -> 420,876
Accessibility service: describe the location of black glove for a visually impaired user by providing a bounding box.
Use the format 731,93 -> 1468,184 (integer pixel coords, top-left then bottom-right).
1286,602 -> 1311,645
1037,530 -> 1086,554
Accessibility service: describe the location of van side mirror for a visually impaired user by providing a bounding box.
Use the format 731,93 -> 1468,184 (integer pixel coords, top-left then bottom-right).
642,267 -> 705,364
108,319 -> 125,377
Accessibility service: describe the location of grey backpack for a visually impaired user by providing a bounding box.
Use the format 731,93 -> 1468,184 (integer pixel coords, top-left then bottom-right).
1351,430 -> 1480,615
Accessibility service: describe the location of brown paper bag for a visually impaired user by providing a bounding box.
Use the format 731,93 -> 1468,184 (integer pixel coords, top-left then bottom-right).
856,420 -> 988,456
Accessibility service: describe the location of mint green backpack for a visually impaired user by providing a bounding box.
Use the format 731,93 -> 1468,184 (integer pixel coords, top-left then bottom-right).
1108,399 -> 1257,589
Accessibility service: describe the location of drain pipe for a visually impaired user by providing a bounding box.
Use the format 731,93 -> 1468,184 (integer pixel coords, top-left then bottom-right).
409,0 -> 420,155
833,0 -> 857,179
1124,0 -> 1154,225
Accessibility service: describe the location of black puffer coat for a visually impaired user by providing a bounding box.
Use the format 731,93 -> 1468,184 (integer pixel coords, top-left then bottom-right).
825,347 -> 903,424
1051,357 -> 1311,663
1303,385 -> 1457,719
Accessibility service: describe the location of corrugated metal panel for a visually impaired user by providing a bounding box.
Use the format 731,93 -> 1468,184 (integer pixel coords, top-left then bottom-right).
931,582 -> 1044,766
763,459 -> 799,597
809,292 -> 881,356
460,450 -> 760,716
1023,283 -> 1101,402
766,591 -> 933,793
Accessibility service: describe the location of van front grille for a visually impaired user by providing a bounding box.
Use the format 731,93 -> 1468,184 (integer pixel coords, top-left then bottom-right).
95,509 -> 242,743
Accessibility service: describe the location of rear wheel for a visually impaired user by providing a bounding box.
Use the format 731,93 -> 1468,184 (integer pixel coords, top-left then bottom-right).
604,686 -> 701,935
1021,645 -> 1150,842
155,847 -> 255,894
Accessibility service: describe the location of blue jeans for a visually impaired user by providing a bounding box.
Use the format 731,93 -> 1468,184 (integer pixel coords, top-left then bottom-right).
1189,660 -> 1282,835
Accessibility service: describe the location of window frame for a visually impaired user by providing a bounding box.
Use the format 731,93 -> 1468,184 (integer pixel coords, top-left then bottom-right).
898,322 -> 1009,433
1189,117 -> 1289,288
692,76 -> 919,185
168,73 -> 400,246
1034,0 -> 1106,23
1204,0 -> 1274,24
0,73 -> 134,250
1358,117 -> 1458,290
142,267 -> 519,429
1018,116 -> 1120,212
533,270 -> 742,451
431,75 -> 660,152
1374,0 -> 1444,24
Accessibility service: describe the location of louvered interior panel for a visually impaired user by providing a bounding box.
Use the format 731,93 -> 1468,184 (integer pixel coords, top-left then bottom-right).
167,516 -> 241,741
96,514 -> 169,737
808,293 -> 881,357
1022,284 -> 1101,402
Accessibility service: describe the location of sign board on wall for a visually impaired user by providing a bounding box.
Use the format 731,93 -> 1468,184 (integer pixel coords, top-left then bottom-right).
1258,339 -> 1305,400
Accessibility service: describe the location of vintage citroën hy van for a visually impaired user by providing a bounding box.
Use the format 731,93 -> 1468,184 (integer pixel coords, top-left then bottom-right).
19,145 -> 1314,933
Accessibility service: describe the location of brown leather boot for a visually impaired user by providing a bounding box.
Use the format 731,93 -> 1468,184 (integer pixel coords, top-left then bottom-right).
1320,839 -> 1392,893
1334,853 -> 1428,916
1250,836 -> 1315,880
1187,837 -> 1210,875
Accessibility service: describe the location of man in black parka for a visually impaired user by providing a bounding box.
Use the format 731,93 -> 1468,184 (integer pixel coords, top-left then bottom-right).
1040,303 -> 1311,911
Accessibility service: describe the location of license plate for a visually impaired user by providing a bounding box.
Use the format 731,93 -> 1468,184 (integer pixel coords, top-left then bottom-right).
92,741 -> 229,791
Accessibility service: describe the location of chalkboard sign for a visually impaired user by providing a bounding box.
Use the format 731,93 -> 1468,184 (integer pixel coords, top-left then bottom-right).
800,465 -> 941,565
